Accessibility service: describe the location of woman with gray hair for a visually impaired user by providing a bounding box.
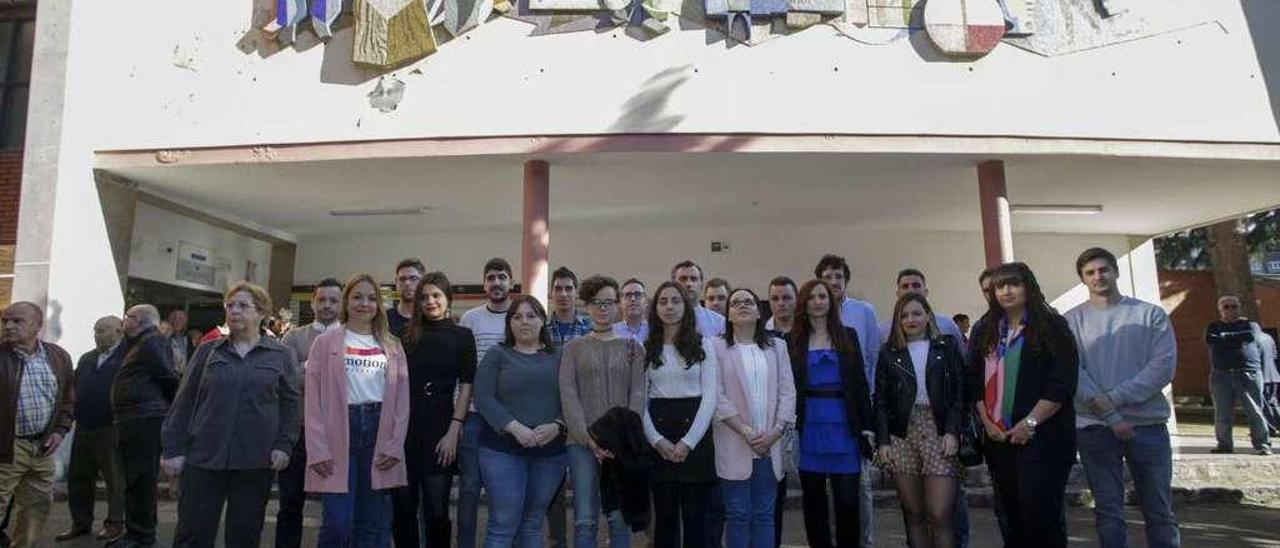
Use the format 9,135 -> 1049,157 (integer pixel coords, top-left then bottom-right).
160,281 -> 302,547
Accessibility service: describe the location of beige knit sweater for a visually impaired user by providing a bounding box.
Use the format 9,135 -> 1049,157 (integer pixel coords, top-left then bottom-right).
558,336 -> 647,446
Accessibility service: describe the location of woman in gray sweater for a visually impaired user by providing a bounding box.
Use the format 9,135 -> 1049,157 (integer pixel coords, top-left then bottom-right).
559,275 -> 647,548
474,295 -> 566,548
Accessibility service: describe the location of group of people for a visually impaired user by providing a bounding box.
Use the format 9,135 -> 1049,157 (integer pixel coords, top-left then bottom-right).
0,246 -> 1219,548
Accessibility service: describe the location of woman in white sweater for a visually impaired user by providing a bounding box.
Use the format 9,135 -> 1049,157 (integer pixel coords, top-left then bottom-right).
642,281 -> 719,548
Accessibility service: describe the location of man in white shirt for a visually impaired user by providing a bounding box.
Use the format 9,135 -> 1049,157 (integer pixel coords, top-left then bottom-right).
671,260 -> 726,337
813,253 -> 879,548
764,276 -> 797,338
456,257 -> 514,548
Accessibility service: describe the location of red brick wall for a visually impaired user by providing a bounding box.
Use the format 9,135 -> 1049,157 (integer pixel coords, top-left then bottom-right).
1160,270 -> 1280,399
0,149 -> 23,245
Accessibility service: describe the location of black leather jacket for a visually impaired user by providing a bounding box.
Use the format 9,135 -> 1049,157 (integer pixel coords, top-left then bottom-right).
873,335 -> 965,445
111,327 -> 181,422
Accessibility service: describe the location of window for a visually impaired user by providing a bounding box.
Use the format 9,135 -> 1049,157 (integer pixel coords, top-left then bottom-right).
0,8 -> 34,150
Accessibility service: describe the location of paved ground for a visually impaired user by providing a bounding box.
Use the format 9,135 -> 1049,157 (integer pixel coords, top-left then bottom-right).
47,498 -> 1280,547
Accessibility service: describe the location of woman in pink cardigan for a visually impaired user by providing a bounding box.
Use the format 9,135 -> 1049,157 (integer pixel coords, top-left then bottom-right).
305,274 -> 410,547
714,288 -> 796,548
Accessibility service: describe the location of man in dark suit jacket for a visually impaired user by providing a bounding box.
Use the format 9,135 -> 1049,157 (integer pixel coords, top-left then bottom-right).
56,316 -> 127,543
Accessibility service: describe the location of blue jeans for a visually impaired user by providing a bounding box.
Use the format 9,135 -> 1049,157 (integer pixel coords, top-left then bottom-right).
478,447 -> 567,548
1078,424 -> 1180,548
566,444 -> 630,548
319,403 -> 391,548
722,458 -> 776,548
458,413 -> 484,548
1210,369 -> 1271,450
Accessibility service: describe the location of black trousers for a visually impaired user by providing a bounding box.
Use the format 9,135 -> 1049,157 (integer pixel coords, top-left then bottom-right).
652,481 -> 710,548
391,466 -> 454,548
117,417 -> 163,544
67,424 -> 125,529
172,466 -> 274,548
704,482 -> 723,548
773,476 -> 787,548
986,444 -> 1071,548
798,471 -> 861,548
274,436 -> 308,548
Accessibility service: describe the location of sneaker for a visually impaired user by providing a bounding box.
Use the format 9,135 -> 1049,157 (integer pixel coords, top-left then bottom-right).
1258,447 -> 1273,456
1210,447 -> 1234,454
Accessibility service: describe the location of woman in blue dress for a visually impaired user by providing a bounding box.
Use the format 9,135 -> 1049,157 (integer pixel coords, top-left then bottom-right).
785,279 -> 874,548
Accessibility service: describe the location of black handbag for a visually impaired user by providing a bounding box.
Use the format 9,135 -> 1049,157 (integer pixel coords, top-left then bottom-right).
957,408 -> 984,467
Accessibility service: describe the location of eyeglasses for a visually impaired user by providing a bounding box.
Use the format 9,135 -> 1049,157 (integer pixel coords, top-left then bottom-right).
729,299 -> 757,309
589,299 -> 618,308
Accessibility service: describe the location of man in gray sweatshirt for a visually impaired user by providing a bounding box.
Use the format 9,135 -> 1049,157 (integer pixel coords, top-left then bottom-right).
1065,247 -> 1179,548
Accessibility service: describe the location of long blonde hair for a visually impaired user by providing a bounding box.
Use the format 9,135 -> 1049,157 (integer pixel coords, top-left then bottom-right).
339,273 -> 398,350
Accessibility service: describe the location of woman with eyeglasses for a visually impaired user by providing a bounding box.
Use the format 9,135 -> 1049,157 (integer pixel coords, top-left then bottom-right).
304,274 -> 411,547
640,281 -> 719,547
560,275 -> 647,548
969,262 -> 1078,548
161,281 -> 301,547
714,288 -> 795,548
392,272 -> 477,547
787,279 -> 873,548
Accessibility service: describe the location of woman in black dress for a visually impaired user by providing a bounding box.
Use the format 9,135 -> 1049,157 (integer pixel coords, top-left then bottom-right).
392,272 -> 478,547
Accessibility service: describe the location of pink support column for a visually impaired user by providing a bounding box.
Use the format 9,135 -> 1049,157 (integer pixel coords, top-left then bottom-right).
977,160 -> 1014,267
522,160 -> 550,309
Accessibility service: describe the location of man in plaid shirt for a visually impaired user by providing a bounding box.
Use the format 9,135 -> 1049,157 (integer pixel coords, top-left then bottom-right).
0,302 -> 75,548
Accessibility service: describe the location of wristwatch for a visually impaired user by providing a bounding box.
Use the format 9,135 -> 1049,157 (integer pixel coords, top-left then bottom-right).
1024,416 -> 1038,430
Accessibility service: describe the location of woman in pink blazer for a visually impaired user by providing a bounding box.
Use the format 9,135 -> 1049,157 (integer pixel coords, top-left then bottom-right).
713,288 -> 797,548
305,274 -> 410,547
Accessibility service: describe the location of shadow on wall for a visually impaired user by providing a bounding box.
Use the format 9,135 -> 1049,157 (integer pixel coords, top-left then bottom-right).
1241,0 -> 1280,136
531,64 -> 760,154
234,0 -> 380,86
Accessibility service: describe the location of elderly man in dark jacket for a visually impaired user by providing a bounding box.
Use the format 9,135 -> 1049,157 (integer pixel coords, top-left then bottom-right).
110,304 -> 179,548
0,301 -> 75,548
57,316 -> 127,543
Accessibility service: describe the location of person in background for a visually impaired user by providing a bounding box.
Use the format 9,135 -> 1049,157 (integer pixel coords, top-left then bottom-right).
165,310 -> 193,372
115,304 -> 181,548
1259,329 -> 1280,436
953,315 -> 971,350
788,279 -> 873,548
875,293 -> 964,548
1065,247 -> 1180,548
560,276 -> 646,548
970,262 -> 1078,548
58,316 -> 127,543
305,274 -> 410,547
703,278 -> 732,319
762,276 -> 798,548
161,282 -> 301,547
276,277 -> 344,548
458,258 -> 515,548
672,260 -> 726,338
548,266 -> 591,348
394,272 -> 477,548
643,280 -> 720,547
813,255 -> 878,548
389,258 -> 426,336
613,278 -> 650,343
0,302 -> 74,548
715,288 -> 795,548
1204,295 -> 1271,455
474,296 -> 567,548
